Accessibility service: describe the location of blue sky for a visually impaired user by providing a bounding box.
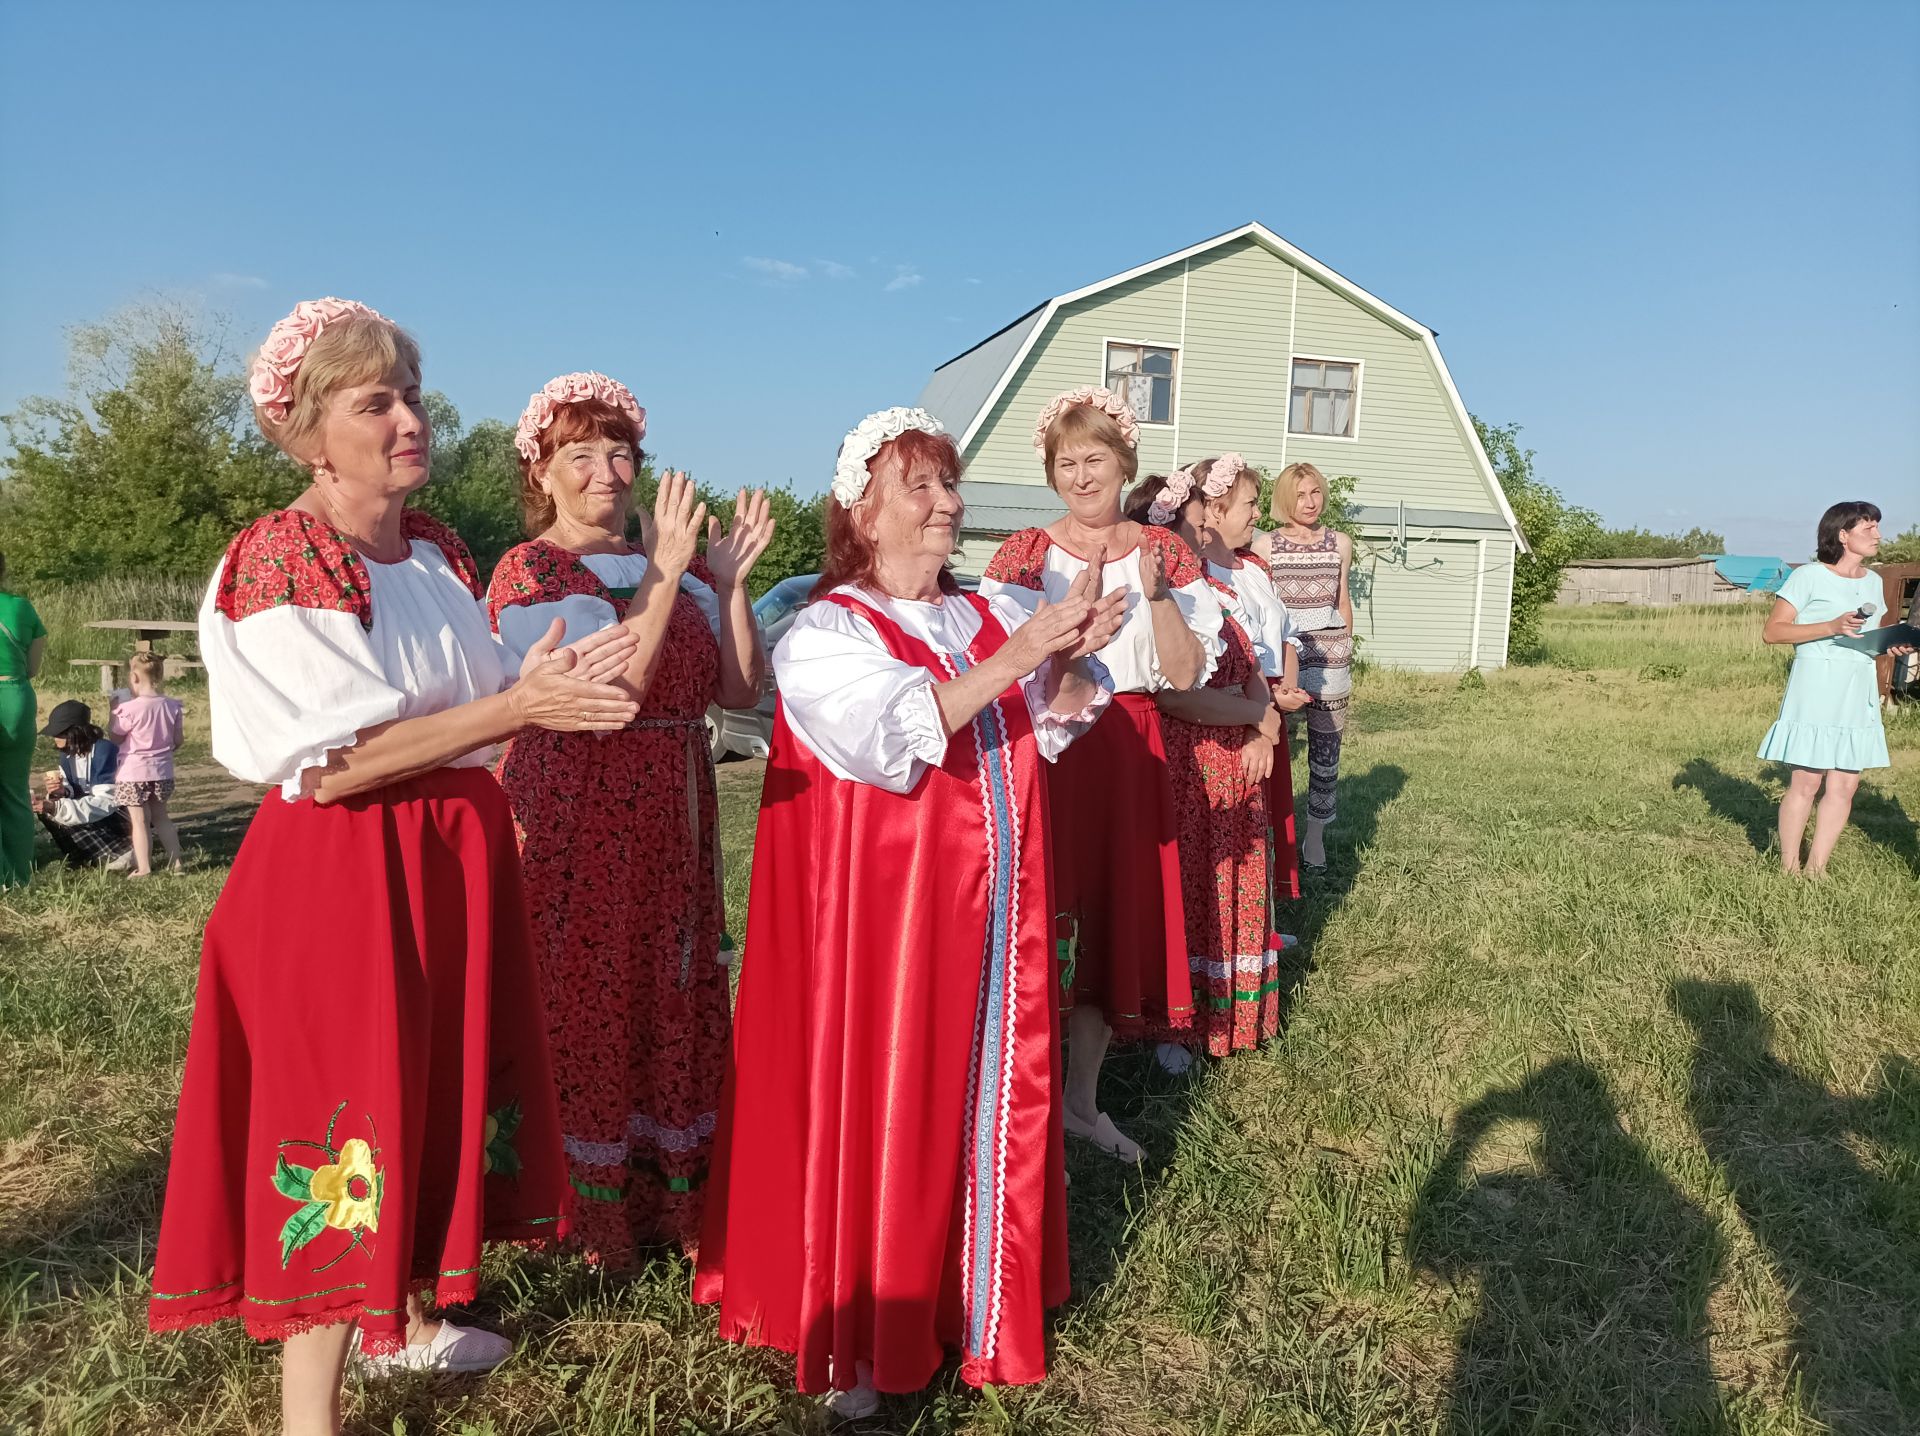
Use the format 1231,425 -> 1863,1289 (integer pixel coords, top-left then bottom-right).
2,1 -> 1914,558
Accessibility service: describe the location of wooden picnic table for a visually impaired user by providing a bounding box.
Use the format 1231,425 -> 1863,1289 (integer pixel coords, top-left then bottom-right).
73,618 -> 202,692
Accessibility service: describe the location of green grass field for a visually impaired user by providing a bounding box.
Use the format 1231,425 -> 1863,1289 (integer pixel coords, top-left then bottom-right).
3,603 -> 1915,1435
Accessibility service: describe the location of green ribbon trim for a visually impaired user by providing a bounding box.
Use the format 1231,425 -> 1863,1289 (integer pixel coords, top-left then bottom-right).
150,1277 -> 241,1301
572,1176 -> 626,1202
243,1281 -> 370,1307
1207,978 -> 1285,1010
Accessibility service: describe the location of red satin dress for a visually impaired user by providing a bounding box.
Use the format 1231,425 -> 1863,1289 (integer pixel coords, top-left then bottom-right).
694,591 -> 1070,1394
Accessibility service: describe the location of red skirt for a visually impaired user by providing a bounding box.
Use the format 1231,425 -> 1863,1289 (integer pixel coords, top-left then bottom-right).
147,767 -> 570,1353
1267,680 -> 1302,903
1047,692 -> 1192,1038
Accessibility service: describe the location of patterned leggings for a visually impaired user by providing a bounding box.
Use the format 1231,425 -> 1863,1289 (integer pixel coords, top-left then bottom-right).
1297,693 -> 1349,824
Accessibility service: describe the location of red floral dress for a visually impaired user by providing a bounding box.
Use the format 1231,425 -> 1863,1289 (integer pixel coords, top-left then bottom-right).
1158,593 -> 1277,1056
488,541 -> 729,1265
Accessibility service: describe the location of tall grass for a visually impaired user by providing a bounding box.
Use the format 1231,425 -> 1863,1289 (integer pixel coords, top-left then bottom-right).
14,577 -> 205,670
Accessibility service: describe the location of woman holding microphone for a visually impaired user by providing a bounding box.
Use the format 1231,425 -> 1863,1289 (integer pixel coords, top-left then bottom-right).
1759,501 -> 1914,876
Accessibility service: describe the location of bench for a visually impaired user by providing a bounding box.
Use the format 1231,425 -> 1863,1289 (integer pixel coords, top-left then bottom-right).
70,656 -> 204,694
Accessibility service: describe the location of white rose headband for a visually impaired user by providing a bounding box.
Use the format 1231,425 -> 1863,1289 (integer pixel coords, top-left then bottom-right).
248,297 -> 389,424
515,372 -> 647,464
1147,452 -> 1249,525
831,406 -> 947,505
1032,385 -> 1140,454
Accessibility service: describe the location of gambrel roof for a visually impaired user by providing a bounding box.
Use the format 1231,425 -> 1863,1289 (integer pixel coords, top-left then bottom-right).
917,221 -> 1527,551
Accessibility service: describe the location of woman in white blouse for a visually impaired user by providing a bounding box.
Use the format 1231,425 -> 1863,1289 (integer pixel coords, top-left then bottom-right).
487,372 -> 772,1267
696,408 -> 1121,1418
979,387 -> 1224,1164
147,301 -> 638,1436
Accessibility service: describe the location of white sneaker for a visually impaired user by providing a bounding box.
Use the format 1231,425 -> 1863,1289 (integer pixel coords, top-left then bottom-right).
824,1357 -> 879,1421
104,850 -> 136,873
352,1320 -> 513,1375
1154,1041 -> 1194,1075
823,1382 -> 880,1421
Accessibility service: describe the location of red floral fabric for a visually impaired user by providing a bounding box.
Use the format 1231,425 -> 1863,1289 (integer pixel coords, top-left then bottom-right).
1158,604 -> 1276,1055
979,524 -> 1205,591
487,542 -> 728,1265
214,507 -> 482,629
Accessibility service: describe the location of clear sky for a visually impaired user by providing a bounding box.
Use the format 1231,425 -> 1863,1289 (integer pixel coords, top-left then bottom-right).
2,1 -> 1914,558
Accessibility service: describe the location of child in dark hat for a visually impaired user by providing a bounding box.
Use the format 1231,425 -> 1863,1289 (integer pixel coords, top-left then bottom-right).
37,699 -> 134,869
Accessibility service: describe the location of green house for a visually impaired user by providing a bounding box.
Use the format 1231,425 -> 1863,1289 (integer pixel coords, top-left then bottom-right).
916,222 -> 1529,671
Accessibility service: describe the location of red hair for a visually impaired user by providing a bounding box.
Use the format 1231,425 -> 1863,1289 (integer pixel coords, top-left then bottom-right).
813,428 -> 965,599
517,397 -> 646,534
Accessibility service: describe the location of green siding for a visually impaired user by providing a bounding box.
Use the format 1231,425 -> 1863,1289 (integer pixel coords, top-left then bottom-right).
1352,531 -> 1516,672
956,233 -> 1515,667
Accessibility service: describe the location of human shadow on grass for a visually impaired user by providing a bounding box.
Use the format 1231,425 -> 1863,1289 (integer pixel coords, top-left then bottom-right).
1409,1058 -> 1729,1434
0,1145 -> 168,1301
1673,758 -> 1776,856
1062,761 -> 1409,1309
1673,759 -> 1920,876
1671,980 -> 1920,1434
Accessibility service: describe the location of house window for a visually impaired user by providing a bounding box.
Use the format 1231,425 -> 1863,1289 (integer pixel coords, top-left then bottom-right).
1289,357 -> 1359,438
1104,342 -> 1178,425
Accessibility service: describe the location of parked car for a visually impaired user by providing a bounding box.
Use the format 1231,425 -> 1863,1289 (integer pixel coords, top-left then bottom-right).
705,570 -> 979,761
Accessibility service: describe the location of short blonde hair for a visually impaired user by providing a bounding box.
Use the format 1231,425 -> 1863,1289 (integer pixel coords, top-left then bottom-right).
252,313 -> 422,461
1271,461 -> 1328,524
129,651 -> 165,685
1042,405 -> 1139,490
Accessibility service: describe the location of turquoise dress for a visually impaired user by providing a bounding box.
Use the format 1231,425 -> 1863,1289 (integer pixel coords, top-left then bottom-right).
1757,563 -> 1888,771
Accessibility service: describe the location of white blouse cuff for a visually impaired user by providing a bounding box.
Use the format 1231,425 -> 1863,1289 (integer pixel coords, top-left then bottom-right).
1145,581 -> 1225,692
1025,654 -> 1114,764
890,677 -> 951,769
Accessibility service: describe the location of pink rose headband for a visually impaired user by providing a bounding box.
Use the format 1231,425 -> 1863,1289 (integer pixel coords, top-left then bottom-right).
248,297 -> 388,424
1147,452 -> 1248,525
514,372 -> 647,464
1032,385 -> 1140,454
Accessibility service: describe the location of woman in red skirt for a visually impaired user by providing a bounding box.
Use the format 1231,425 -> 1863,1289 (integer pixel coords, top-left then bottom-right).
1130,459 -> 1310,1058
147,300 -> 639,1436
978,387 -> 1223,1162
489,373 -> 773,1265
696,408 -> 1123,1420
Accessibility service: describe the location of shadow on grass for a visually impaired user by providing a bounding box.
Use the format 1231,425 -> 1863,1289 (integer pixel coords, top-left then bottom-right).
1671,980 -> 1920,1433
1673,758 -> 1775,856
0,1146 -> 167,1301
1062,760 -> 1409,1313
1409,1059 -> 1728,1433
1673,759 -> 1920,876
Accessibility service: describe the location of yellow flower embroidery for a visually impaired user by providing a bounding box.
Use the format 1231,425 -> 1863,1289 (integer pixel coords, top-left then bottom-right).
308,1138 -> 382,1233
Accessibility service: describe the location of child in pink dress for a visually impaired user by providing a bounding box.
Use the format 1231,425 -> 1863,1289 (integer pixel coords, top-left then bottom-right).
109,652 -> 184,875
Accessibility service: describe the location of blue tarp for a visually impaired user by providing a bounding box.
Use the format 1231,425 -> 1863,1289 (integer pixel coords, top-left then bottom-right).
1705,554 -> 1792,593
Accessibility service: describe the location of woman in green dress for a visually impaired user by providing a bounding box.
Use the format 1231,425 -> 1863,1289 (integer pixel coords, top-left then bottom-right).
0,550 -> 49,886
1759,501 -> 1915,875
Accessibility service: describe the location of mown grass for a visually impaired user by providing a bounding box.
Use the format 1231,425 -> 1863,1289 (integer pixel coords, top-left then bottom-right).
2,603 -> 1916,1434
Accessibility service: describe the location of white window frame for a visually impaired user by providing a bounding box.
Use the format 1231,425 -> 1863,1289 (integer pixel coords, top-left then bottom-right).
1287,353 -> 1364,443
1100,337 -> 1181,429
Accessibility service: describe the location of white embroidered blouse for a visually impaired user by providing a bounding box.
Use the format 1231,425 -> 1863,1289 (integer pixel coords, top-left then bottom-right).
1208,557 -> 1301,680
774,585 -> 1112,794
198,510 -> 507,799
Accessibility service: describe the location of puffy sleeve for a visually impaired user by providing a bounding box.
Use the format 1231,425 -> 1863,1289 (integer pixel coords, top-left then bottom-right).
488,542 -> 621,667
982,594 -> 1112,764
1149,527 -> 1225,690
977,528 -> 1052,614
201,516 -> 409,798
773,601 -> 949,794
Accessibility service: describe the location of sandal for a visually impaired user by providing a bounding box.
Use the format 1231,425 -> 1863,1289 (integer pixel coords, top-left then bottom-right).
1063,1108 -> 1144,1163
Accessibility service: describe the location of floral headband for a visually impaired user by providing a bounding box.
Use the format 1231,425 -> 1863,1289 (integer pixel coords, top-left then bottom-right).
831,406 -> 946,505
514,372 -> 647,464
1032,385 -> 1139,454
1147,452 -> 1248,525
248,297 -> 388,424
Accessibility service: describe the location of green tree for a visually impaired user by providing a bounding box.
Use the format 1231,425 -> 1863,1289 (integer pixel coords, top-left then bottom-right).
1472,416 -> 1600,659
1878,525 -> 1920,565
409,401 -> 535,575
0,304 -> 301,583
1580,524 -> 1727,560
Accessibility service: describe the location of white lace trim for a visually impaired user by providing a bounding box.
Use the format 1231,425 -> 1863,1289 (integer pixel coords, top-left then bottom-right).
562,1110 -> 719,1167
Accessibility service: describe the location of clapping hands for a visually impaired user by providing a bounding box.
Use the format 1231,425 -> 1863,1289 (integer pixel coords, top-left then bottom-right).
705,488 -> 776,589
649,470 -> 707,582
1001,549 -> 1128,678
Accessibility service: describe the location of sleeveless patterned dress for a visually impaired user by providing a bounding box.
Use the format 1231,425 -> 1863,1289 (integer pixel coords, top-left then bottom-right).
1266,527 -> 1350,826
